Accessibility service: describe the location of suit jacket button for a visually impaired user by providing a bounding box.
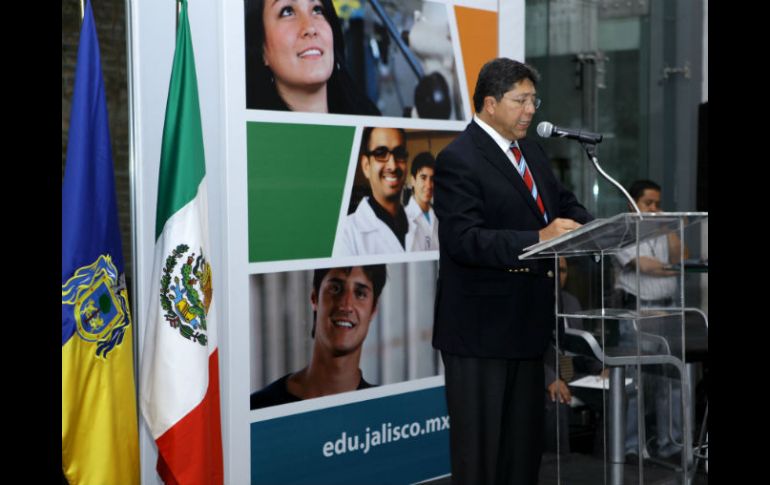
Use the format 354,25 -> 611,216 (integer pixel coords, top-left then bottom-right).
547,270 -> 554,278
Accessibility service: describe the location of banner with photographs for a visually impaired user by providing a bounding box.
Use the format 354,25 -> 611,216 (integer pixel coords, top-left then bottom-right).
229,1 -> 500,483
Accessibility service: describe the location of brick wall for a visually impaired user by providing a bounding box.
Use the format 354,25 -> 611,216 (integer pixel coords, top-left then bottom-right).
62,0 -> 133,285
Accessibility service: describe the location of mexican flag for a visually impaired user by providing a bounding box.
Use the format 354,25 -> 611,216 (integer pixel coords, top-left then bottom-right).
139,1 -> 223,483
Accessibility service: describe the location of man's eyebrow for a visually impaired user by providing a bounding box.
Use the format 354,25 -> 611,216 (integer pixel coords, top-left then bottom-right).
353,281 -> 372,291
323,277 -> 346,288
326,277 -> 372,291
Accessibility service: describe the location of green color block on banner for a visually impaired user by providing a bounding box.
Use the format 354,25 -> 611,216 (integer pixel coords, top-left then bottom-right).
247,122 -> 354,262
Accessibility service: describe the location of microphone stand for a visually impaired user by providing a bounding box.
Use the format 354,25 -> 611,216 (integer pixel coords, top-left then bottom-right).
581,142 -> 642,216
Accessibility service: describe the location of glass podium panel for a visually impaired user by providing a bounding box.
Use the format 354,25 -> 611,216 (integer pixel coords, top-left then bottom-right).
519,212 -> 707,260
528,213 -> 707,484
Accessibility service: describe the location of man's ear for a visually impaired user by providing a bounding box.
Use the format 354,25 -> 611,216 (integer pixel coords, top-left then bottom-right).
483,95 -> 497,115
310,289 -> 318,311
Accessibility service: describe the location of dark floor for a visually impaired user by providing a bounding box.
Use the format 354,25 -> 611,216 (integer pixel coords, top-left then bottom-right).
537,452 -> 708,485
420,452 -> 708,485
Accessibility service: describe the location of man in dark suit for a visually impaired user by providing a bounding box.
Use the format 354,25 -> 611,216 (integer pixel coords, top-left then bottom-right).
432,58 -> 593,484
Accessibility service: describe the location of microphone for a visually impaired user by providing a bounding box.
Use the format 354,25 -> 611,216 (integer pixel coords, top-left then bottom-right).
537,121 -> 603,144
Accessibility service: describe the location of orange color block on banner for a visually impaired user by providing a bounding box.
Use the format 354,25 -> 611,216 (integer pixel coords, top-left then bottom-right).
455,6 -> 498,115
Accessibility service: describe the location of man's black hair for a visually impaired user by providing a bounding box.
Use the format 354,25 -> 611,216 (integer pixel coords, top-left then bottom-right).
628,179 -> 662,202
410,152 -> 435,177
473,57 -> 540,113
360,127 -> 406,153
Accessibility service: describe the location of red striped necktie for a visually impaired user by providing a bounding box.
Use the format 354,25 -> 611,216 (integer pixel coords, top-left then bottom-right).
511,143 -> 546,219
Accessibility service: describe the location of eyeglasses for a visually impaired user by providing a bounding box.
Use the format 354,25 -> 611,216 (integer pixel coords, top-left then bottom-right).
365,145 -> 408,163
503,95 -> 542,110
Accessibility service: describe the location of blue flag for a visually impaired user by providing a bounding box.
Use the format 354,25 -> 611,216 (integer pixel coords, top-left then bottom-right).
61,1 -> 139,482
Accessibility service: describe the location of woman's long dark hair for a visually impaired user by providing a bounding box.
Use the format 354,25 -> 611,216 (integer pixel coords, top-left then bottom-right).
245,0 -> 380,115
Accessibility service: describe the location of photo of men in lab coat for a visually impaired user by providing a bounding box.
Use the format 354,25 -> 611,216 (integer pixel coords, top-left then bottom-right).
334,127 -> 444,256
404,152 -> 439,251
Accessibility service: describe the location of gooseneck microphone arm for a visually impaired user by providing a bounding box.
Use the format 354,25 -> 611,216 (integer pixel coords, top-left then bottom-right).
537,121 -> 641,216
581,142 -> 641,216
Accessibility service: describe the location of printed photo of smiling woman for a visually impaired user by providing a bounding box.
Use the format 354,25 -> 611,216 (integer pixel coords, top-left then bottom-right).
245,0 -> 380,114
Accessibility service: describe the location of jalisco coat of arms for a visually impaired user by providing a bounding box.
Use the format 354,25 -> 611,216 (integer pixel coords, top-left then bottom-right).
160,244 -> 213,346
61,254 -> 131,358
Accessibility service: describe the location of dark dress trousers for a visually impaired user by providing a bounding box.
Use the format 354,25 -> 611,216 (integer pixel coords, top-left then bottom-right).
433,120 -> 593,484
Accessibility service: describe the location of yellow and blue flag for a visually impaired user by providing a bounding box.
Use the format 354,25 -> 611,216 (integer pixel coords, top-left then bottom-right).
61,1 -> 139,483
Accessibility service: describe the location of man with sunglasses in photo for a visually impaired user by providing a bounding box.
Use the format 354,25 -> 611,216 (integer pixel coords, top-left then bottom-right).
432,58 -> 593,484
335,127 -> 420,255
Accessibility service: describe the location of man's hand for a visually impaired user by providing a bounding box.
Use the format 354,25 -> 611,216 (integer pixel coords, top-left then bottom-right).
539,218 -> 581,242
547,379 -> 572,404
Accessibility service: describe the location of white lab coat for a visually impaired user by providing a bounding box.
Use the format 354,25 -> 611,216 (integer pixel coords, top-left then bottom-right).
334,197 -> 414,256
404,196 -> 439,251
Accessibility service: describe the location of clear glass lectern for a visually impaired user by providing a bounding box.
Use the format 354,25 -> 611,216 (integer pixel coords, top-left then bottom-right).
520,212 -> 708,485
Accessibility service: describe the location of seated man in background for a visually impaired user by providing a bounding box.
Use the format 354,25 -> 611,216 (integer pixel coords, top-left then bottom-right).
251,265 -> 386,409
613,179 -> 686,461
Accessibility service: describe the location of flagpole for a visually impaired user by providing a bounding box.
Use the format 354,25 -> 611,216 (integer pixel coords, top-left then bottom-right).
176,0 -> 181,32
80,0 -> 84,21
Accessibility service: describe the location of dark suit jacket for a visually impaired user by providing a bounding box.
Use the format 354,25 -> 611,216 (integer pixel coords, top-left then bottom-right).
432,120 -> 593,359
